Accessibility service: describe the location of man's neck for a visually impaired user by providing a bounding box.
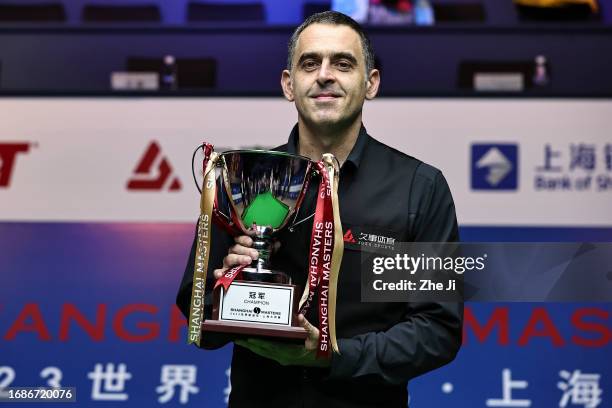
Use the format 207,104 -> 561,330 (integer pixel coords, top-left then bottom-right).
296,118 -> 362,165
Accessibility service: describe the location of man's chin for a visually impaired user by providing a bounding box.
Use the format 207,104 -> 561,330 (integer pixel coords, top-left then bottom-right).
298,108 -> 357,129
306,111 -> 344,126
309,117 -> 343,128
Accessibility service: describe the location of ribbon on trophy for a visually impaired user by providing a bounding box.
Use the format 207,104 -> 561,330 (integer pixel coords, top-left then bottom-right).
187,143 -> 218,347
187,144 -> 343,358
299,153 -> 343,358
214,264 -> 247,291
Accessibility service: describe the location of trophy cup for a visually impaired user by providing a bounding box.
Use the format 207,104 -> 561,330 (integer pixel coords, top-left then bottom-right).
187,143 -> 344,358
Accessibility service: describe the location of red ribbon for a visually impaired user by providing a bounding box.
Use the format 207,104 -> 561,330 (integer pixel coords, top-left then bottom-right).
214,264 -> 247,292
202,143 -> 213,173
300,161 -> 333,358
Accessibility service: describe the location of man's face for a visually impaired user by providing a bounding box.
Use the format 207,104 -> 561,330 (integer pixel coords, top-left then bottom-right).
282,23 -> 378,129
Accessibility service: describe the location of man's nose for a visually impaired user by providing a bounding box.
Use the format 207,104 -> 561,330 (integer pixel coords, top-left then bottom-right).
316,60 -> 335,85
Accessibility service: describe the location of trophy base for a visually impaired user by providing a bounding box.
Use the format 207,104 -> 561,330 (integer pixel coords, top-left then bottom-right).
202,320 -> 307,340
204,279 -> 307,341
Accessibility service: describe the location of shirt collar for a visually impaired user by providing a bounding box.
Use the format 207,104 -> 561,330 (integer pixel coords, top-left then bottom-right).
286,123 -> 369,169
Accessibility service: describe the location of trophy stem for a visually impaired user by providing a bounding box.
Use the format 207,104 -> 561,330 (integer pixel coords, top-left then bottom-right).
251,235 -> 272,272
249,225 -> 273,272
242,225 -> 290,284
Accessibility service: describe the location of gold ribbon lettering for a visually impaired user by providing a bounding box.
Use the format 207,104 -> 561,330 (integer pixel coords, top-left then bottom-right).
187,151 -> 218,346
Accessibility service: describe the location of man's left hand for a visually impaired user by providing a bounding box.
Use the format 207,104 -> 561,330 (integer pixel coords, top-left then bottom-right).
234,314 -> 330,367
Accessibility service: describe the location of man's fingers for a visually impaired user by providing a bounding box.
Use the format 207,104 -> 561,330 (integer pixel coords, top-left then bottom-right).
224,253 -> 253,267
229,236 -> 258,260
229,244 -> 259,260
215,237 -> 256,281
298,314 -> 319,350
221,254 -> 252,270
235,235 -> 253,247
298,314 -> 314,333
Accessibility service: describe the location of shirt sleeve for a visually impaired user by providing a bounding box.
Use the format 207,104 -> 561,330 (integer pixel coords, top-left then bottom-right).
328,169 -> 463,384
176,220 -> 235,350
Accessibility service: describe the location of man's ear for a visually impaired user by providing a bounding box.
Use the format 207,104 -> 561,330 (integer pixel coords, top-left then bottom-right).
365,69 -> 380,100
281,70 -> 294,102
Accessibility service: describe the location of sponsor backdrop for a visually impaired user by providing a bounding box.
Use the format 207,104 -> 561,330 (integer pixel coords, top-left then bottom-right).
1,98 -> 610,407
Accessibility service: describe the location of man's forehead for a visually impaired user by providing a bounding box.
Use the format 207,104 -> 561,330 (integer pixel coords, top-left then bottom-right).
294,23 -> 363,60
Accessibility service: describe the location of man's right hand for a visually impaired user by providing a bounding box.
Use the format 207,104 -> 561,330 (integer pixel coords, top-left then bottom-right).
213,235 -> 259,279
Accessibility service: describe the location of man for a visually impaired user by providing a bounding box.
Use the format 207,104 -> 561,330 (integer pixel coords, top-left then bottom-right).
177,11 -> 462,407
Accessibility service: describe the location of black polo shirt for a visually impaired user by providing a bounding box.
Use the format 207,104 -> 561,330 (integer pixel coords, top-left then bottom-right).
177,124 -> 463,408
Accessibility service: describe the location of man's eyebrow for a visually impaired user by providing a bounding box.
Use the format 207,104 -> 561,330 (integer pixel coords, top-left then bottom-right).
331,52 -> 358,65
297,52 -> 321,65
296,52 -> 359,66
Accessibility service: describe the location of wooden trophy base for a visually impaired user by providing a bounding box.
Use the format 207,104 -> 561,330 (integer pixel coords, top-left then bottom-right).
202,279 -> 307,341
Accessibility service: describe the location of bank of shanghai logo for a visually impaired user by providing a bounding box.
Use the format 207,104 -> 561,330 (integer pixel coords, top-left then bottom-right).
471,144 -> 518,190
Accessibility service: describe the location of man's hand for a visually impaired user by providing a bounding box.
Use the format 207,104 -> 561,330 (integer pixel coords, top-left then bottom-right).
234,314 -> 330,367
214,235 -> 259,279
219,237 -> 327,366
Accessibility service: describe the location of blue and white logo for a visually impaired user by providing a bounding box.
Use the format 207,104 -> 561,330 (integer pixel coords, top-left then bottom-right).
471,144 -> 518,190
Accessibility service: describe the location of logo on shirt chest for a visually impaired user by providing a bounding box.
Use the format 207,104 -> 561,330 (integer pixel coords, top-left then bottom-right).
343,226 -> 398,251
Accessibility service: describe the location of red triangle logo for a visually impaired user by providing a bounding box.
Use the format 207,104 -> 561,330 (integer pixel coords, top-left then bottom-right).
127,141 -> 182,192
343,229 -> 357,243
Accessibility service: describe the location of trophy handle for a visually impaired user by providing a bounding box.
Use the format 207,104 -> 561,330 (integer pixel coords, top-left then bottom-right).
196,143 -> 243,236
191,143 -> 207,195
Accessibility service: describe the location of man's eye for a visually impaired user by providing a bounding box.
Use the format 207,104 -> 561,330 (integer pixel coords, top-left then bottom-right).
335,61 -> 352,71
302,60 -> 319,70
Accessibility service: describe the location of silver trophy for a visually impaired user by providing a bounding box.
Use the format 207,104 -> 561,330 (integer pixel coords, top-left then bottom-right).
188,144 -> 342,352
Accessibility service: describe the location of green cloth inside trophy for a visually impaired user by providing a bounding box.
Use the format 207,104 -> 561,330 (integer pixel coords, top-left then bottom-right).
242,191 -> 290,230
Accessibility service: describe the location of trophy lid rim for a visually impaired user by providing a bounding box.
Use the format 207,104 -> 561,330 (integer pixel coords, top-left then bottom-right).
218,149 -> 312,162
